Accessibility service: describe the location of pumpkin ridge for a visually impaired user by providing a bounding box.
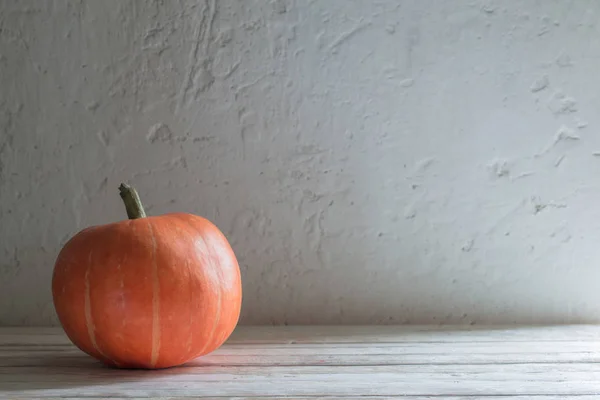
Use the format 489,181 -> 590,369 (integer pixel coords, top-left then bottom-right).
186,255 -> 193,357
84,250 -> 114,364
178,217 -> 194,360
179,215 -> 222,357
147,220 -> 161,368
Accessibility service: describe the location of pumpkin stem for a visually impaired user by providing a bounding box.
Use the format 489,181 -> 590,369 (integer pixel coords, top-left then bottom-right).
118,183 -> 147,219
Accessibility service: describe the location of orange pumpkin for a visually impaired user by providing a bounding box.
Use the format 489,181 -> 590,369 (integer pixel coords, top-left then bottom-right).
52,183 -> 242,369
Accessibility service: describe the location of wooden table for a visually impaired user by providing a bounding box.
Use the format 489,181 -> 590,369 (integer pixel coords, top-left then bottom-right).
1,325 -> 600,398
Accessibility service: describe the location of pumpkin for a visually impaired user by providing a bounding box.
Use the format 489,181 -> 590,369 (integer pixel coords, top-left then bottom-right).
52,183 -> 242,369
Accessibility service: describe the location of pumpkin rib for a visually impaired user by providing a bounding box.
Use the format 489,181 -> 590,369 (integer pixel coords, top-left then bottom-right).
186,256 -> 194,357
189,214 -> 242,354
201,219 -> 241,352
147,220 -> 161,368
98,220 -> 158,368
178,218 -> 194,360
207,230 -> 227,353
84,248 -> 120,367
167,217 -> 195,364
84,250 -> 105,360
182,216 -> 222,357
155,216 -> 196,367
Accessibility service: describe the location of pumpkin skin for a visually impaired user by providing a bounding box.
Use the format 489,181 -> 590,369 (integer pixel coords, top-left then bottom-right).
52,209 -> 242,369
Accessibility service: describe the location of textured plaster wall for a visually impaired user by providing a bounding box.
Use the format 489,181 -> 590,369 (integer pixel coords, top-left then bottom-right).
2,0 -> 600,326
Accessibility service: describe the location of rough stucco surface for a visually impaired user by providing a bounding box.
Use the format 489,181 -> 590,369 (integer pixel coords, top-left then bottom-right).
2,0 -> 600,326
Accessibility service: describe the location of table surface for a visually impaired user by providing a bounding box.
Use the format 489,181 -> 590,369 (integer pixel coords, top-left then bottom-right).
1,325 -> 600,399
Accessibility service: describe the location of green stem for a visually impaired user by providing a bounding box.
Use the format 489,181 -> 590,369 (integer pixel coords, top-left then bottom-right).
118,183 -> 147,219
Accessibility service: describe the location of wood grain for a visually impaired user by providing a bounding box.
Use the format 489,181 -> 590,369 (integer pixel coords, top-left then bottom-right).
1,326 -> 600,398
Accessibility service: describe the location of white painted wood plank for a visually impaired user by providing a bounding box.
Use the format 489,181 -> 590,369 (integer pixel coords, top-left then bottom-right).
5,340 -> 600,354
229,325 -> 600,343
4,361 -> 600,375
3,352 -> 600,367
2,341 -> 600,367
3,325 -> 600,345
2,364 -> 600,397
31,398 -> 600,400
8,397 -> 600,400
2,366 -> 600,397
2,326 -> 600,398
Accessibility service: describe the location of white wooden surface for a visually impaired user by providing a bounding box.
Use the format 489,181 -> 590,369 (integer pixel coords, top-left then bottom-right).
1,326 -> 600,399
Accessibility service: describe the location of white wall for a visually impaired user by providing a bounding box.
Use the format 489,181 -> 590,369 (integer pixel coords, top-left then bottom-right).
2,0 -> 600,326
